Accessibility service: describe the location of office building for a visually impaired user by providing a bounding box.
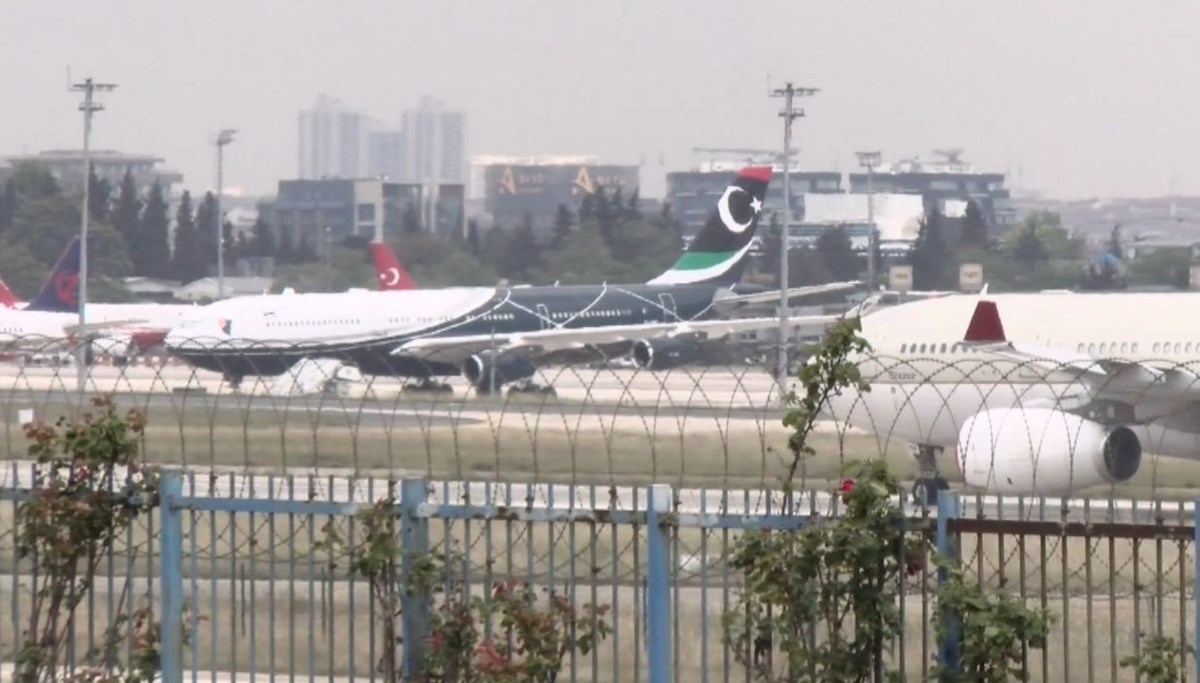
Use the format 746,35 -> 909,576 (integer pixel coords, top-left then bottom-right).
1,150 -> 183,196
258,178 -> 466,255
471,155 -> 640,235
298,95 -> 371,179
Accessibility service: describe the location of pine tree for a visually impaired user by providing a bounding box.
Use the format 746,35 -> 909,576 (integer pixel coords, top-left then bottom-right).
909,206 -> 952,290
87,166 -> 112,223
136,180 -> 172,279
1013,223 -> 1047,266
402,202 -> 421,233
171,191 -> 201,283
194,192 -> 219,274
222,220 -> 236,265
247,216 -> 276,258
0,179 -> 15,231
553,204 -> 573,243
815,227 -> 859,282
1107,224 -> 1123,260
466,219 -> 481,256
110,169 -> 142,245
960,200 -> 989,250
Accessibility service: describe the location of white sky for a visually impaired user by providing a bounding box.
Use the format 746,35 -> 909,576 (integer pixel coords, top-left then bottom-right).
2,0 -> 1197,200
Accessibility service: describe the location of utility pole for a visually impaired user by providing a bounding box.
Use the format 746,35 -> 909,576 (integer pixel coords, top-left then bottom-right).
70,76 -> 117,396
769,82 -> 819,394
856,150 -> 881,294
214,129 -> 237,299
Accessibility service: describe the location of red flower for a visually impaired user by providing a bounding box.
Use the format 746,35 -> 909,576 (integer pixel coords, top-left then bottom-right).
839,479 -> 855,504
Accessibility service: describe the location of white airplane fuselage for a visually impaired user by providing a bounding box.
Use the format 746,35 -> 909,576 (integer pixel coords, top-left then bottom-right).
826,291 -> 1200,469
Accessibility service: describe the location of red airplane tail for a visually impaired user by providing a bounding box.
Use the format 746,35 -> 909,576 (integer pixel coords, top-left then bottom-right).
0,275 -> 22,308
369,242 -> 416,290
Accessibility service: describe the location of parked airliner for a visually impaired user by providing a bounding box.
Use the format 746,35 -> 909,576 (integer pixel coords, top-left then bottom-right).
825,289 -> 1200,501
165,166 -> 853,394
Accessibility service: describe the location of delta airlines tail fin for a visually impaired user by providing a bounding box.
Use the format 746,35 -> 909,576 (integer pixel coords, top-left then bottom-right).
647,166 -> 772,287
370,242 -> 416,290
26,237 -> 82,312
0,276 -> 22,308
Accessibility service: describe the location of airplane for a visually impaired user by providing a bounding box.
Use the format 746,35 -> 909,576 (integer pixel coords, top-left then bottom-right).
823,288 -> 1200,502
164,166 -> 857,395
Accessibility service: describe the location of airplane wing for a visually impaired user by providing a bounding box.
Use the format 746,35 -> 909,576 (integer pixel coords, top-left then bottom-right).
713,281 -> 862,310
63,319 -> 154,336
962,300 -> 1200,402
391,314 -> 842,365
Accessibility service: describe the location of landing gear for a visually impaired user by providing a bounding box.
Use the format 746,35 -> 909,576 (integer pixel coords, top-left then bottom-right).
224,374 -> 243,392
402,378 -> 454,394
506,378 -> 557,398
909,444 -> 949,506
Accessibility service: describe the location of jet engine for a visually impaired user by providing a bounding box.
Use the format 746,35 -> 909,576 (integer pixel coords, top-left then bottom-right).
957,407 -> 1141,496
631,337 -> 702,371
462,351 -> 537,393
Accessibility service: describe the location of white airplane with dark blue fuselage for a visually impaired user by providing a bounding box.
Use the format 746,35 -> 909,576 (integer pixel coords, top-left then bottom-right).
164,166 -> 856,394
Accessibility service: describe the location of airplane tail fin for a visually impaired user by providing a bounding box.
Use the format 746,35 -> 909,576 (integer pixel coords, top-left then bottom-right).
0,276 -> 21,308
26,237 -> 82,312
369,242 -> 416,290
647,166 -> 772,286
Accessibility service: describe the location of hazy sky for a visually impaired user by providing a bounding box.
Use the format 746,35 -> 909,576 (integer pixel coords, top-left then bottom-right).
3,0 -> 1198,201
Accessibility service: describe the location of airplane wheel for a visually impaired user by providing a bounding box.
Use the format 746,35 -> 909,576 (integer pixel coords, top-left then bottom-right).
911,477 -> 949,507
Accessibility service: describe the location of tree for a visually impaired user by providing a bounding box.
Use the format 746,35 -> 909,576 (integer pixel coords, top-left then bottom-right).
110,169 -> 142,245
909,206 -> 952,290
465,219 -> 481,256
553,204 -> 573,243
1107,224 -> 1123,260
0,179 -> 14,232
171,191 -> 203,283
246,216 -> 276,259
193,192 -> 219,274
135,180 -> 172,279
815,226 -> 859,282
8,161 -> 60,201
87,166 -> 112,223
1012,222 -> 1047,267
960,199 -> 989,250
221,220 -> 235,265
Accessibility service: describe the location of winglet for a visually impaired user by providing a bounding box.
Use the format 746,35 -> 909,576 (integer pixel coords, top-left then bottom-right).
963,300 -> 1006,343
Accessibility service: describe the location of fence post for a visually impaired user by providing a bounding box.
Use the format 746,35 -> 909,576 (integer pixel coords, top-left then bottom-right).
400,478 -> 430,680
646,483 -> 673,683
158,470 -> 184,683
1194,499 -> 1199,683
935,488 -> 961,679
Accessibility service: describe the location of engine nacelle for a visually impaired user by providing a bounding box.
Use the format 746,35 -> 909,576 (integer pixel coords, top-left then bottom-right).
462,351 -> 536,392
631,337 -> 702,371
957,407 -> 1141,496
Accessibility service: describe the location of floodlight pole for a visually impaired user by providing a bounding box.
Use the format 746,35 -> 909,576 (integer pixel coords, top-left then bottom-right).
769,82 -> 818,394
214,129 -> 237,299
70,77 -> 117,395
856,150 -> 881,293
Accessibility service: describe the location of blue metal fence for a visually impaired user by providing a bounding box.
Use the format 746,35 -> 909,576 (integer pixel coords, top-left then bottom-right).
2,469 -> 1198,683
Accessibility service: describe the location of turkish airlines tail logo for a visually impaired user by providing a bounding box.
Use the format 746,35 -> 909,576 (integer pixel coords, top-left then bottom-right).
369,242 -> 416,291
0,277 -> 21,308
27,237 -> 84,313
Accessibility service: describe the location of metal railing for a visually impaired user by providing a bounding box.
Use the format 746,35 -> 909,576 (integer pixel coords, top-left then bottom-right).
2,470 -> 1197,683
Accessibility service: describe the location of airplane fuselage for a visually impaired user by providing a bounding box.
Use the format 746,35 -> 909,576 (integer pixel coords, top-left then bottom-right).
166,281 -> 757,379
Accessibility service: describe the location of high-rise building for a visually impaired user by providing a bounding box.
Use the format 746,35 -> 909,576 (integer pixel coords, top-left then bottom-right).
399,96 -> 465,184
297,95 -> 371,180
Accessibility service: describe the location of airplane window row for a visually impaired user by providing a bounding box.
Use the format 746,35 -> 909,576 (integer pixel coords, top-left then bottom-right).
899,343 -> 980,354
1077,342 -> 1141,355
267,319 -> 364,328
552,309 -> 633,320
